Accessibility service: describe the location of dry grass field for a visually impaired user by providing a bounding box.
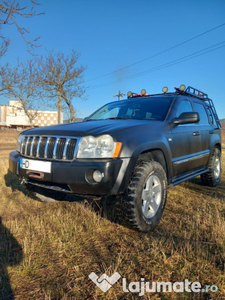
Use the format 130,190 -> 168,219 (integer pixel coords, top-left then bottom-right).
221,125 -> 225,145
0,129 -> 224,299
0,129 -> 20,149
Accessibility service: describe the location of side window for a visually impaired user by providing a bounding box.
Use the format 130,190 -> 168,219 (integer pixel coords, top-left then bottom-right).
205,105 -> 216,125
194,102 -> 209,125
176,100 -> 193,117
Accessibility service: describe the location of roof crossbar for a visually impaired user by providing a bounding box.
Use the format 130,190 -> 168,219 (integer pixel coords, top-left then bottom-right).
185,86 -> 208,100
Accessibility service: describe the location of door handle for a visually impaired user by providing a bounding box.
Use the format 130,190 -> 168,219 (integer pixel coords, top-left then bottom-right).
193,131 -> 201,136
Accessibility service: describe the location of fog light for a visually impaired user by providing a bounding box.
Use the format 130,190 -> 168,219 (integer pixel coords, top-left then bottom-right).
93,170 -> 103,183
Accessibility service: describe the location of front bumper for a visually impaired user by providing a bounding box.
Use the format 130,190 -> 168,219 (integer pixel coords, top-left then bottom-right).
9,151 -> 131,196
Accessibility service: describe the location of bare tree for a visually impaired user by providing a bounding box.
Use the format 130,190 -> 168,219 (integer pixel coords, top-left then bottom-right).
41,51 -> 86,123
3,59 -> 45,125
0,0 -> 43,55
0,62 -> 14,92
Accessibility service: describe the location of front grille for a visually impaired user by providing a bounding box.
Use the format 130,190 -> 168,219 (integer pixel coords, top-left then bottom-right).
20,135 -> 78,161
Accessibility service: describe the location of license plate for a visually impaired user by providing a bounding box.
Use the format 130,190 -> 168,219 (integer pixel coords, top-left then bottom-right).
20,158 -> 51,173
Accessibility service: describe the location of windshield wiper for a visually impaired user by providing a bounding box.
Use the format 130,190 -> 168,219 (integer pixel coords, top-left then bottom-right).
107,117 -> 129,120
86,117 -> 129,121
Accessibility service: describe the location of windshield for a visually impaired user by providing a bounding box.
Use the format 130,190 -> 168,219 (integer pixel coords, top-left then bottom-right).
88,97 -> 173,121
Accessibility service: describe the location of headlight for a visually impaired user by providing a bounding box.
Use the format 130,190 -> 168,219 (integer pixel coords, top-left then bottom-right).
77,135 -> 122,158
16,134 -> 24,152
96,135 -> 114,156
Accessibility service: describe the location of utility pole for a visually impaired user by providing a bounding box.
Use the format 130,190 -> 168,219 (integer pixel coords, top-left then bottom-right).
113,90 -> 125,101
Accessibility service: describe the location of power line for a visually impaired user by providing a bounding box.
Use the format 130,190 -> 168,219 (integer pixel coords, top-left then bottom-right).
89,40 -> 225,90
118,41 -> 225,81
87,22 -> 225,83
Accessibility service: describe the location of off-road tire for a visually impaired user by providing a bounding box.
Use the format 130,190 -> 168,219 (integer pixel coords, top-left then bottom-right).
201,147 -> 222,187
116,160 -> 167,232
26,184 -> 66,203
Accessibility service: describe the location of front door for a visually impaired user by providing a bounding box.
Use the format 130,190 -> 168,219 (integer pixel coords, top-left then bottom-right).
170,99 -> 202,178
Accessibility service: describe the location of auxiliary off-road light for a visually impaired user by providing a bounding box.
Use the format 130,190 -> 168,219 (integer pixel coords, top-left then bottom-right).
179,84 -> 186,91
141,89 -> 147,95
162,86 -> 168,94
127,91 -> 132,98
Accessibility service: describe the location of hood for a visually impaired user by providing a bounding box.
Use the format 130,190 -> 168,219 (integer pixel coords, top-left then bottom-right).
22,119 -> 162,137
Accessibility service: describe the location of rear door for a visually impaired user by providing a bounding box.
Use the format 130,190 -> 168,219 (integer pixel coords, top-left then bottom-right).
192,101 -> 212,165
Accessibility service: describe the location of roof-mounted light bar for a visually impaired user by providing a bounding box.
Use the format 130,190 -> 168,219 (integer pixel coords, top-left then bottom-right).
127,85 -> 209,101
127,89 -> 148,98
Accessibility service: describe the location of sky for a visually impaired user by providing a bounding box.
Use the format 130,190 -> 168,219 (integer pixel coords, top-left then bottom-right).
1,0 -> 225,119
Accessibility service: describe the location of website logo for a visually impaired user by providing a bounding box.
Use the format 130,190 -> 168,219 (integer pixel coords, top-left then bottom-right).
89,272 -> 218,295
89,272 -> 121,292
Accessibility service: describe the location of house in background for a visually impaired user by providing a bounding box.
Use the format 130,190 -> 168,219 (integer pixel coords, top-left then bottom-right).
0,100 -> 63,129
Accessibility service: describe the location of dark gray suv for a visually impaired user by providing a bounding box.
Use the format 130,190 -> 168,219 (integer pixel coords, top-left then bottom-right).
9,85 -> 222,232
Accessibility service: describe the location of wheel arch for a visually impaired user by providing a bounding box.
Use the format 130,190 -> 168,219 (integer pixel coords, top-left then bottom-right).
116,147 -> 172,195
137,149 -> 168,179
208,142 -> 221,163
214,143 -> 221,152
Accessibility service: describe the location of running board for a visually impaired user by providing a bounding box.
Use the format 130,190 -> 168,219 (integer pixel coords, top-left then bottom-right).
169,168 -> 210,187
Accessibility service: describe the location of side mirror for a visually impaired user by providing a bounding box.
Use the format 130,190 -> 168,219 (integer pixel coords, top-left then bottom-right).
83,117 -> 89,122
173,112 -> 199,125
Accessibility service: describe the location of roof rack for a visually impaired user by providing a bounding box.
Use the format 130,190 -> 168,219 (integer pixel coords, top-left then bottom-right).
205,98 -> 221,128
184,86 -> 208,100
126,86 -> 221,128
182,86 -> 221,128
